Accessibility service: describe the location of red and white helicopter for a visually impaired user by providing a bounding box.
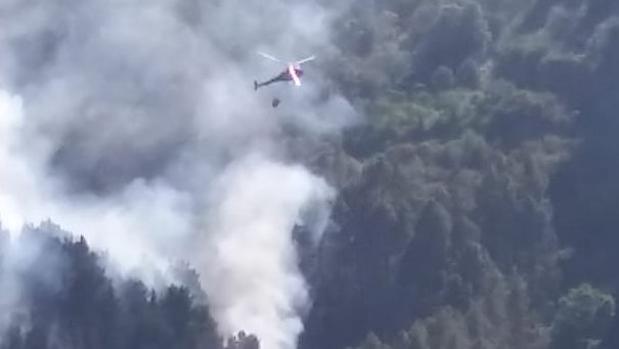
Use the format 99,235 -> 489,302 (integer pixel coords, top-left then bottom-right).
254,52 -> 316,90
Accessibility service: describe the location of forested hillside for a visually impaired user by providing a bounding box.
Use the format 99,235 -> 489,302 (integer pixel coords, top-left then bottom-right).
0,222 -> 252,349
301,1 -> 619,348
2,0 -> 619,349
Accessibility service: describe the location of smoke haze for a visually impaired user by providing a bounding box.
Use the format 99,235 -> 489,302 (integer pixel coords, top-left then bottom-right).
0,0 -> 356,348
202,154 -> 333,349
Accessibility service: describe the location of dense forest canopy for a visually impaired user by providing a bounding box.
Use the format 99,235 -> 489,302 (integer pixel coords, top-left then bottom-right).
1,0 -> 619,349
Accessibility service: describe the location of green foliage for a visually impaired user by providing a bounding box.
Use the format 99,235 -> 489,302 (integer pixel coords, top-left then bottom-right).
352,333 -> 391,349
430,66 -> 456,90
5,2 -> 619,349
551,284 -> 616,349
0,226 -> 223,349
303,2 -> 604,349
411,0 -> 491,81
225,332 -> 260,349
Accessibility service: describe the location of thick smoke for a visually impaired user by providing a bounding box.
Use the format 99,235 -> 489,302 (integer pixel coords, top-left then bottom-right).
202,154 -> 334,349
0,0 -> 356,348
0,89 -> 194,279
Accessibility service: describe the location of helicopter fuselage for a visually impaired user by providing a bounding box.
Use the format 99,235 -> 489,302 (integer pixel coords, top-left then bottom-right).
254,67 -> 303,90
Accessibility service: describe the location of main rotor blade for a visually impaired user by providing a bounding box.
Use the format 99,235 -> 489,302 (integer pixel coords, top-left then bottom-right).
257,51 -> 283,63
295,56 -> 315,65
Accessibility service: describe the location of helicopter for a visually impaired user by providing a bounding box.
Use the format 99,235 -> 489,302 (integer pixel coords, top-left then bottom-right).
254,52 -> 316,90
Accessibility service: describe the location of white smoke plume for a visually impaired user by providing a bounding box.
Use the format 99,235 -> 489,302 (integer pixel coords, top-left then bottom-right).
202,154 -> 334,349
0,87 -> 193,280
0,0 -> 357,348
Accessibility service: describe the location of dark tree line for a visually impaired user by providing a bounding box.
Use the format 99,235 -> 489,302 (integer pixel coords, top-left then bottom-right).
0,222 -> 259,349
3,1 -> 619,349
299,1 -> 619,349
